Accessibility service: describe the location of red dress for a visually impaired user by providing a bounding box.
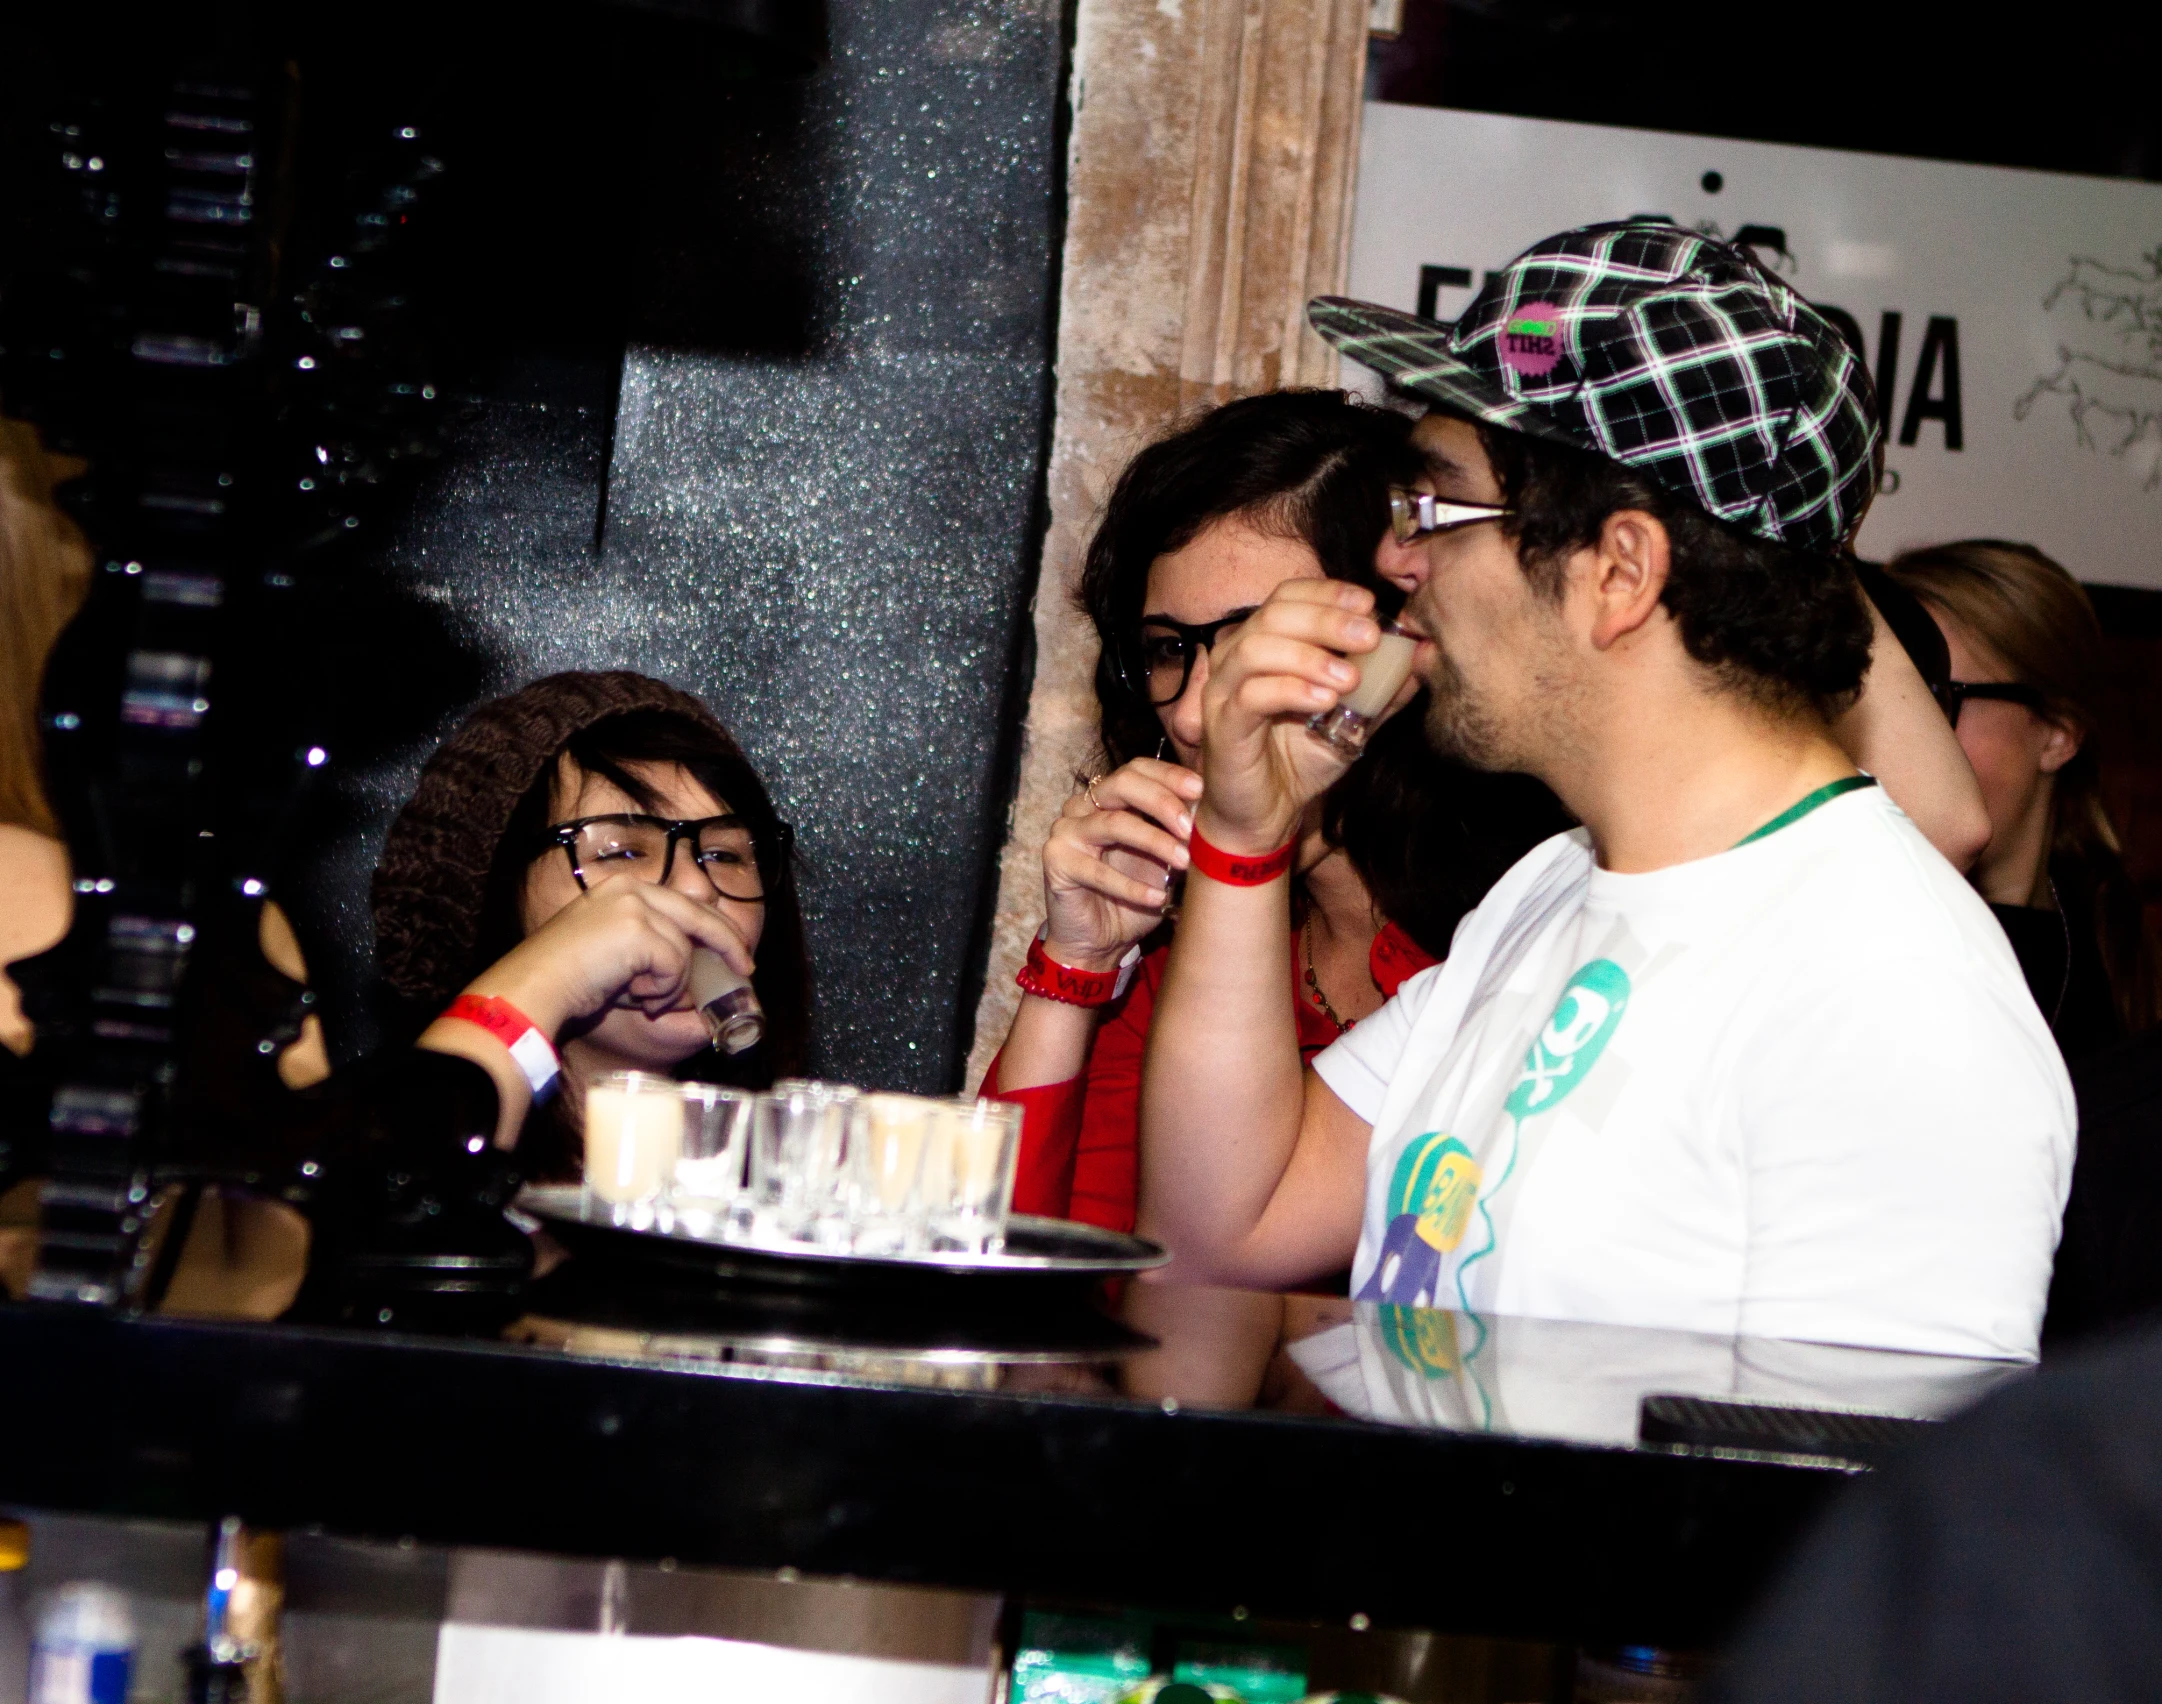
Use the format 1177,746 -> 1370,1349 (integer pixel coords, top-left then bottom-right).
983,921 -> 1439,1233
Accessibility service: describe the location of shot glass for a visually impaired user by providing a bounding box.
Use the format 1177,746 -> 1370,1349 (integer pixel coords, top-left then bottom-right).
925,1097 -> 1023,1254
747,1080 -> 858,1244
1306,623 -> 1420,757
1105,840 -> 1181,928
671,1084 -> 756,1228
848,1094 -> 936,1255
582,1071 -> 685,1227
688,947 -> 764,1056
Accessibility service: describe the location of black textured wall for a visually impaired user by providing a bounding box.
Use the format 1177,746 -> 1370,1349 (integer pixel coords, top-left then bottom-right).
293,0 -> 1068,1089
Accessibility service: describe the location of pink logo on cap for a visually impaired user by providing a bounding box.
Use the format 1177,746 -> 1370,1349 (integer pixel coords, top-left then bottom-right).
1498,302 -> 1564,378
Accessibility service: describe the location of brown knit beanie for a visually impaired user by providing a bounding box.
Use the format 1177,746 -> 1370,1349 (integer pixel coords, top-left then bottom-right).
372,670 -> 740,1012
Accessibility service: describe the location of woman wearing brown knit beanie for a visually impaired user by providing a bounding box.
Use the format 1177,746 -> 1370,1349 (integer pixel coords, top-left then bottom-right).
373,671 -> 811,1171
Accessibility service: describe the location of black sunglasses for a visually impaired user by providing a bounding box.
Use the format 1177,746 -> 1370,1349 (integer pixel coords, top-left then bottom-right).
1115,605 -> 1260,708
1933,679 -> 2049,726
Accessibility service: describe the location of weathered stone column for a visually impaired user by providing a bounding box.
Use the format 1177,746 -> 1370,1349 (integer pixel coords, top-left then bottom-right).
966,0 -> 1370,1086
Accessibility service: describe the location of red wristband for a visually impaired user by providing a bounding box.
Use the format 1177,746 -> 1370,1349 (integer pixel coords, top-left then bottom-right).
1187,822 -> 1296,887
1017,935 -> 1125,1008
441,993 -> 560,1100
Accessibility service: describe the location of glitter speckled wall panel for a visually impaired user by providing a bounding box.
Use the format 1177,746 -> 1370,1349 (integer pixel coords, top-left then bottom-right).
301,2 -> 1067,1089
598,348 -> 1048,1088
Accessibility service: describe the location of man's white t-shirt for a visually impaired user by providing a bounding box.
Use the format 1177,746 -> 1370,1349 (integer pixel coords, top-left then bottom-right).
1313,784 -> 2075,1362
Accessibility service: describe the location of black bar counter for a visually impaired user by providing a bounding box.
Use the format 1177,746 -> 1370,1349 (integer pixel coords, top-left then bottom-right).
0,1265 -> 2022,1650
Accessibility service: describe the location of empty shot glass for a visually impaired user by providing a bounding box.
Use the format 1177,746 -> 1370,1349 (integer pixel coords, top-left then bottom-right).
926,1097 -> 1023,1254
583,1071 -> 685,1226
1306,622 -> 1420,757
747,1080 -> 858,1244
849,1094 -> 937,1255
671,1083 -> 756,1227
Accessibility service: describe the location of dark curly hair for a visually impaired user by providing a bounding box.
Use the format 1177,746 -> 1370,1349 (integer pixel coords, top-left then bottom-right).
1078,390 -> 1570,955
1472,423 -> 1874,722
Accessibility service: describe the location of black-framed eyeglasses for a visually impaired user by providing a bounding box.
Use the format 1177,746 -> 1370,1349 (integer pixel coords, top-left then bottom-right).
1389,487 -> 1514,544
1114,605 -> 1259,708
540,813 -> 791,904
1934,679 -> 2049,727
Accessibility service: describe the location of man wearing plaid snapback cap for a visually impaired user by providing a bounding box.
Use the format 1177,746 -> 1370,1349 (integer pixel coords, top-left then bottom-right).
1137,219 -> 2073,1360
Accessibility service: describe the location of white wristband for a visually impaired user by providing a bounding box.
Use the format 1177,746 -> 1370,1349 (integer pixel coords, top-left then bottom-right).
508,1029 -> 560,1102
442,994 -> 561,1104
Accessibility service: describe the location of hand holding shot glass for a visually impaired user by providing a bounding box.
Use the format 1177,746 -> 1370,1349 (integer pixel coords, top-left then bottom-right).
1131,570 -> 1428,770
1305,621 -> 1419,757
540,808 -> 773,1051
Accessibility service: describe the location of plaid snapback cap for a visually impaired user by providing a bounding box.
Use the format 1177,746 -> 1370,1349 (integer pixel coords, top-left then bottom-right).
1309,218 -> 1882,557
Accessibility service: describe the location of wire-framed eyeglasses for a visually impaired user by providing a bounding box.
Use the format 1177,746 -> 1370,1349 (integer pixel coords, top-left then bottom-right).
1114,605 -> 1260,708
1933,679 -> 2049,727
1389,487 -> 1514,545
540,813 -> 790,904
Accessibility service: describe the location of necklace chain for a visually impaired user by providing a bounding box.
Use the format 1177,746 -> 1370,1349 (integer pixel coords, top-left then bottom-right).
1303,912 -> 1354,1032
2047,875 -> 2071,1027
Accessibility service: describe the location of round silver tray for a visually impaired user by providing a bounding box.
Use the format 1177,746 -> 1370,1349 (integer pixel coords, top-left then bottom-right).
514,1184 -> 1168,1284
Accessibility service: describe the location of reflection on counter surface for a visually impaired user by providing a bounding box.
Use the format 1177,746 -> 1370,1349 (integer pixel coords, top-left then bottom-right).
1270,1300 -> 2024,1445
511,1248 -> 2026,1459
0,1239 -> 2032,1686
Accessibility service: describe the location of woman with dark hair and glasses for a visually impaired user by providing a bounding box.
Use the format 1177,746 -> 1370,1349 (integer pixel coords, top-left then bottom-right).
1889,540 -> 2157,1060
372,671 -> 810,1172
982,391 -> 1573,1234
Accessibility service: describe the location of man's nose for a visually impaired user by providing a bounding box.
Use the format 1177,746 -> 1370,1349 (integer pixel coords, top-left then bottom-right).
1376,530 -> 1427,597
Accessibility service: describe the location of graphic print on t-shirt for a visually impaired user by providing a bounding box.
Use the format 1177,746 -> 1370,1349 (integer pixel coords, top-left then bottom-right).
1360,1134 -> 1484,1310
1358,958 -> 1632,1310
1504,958 -> 1630,1118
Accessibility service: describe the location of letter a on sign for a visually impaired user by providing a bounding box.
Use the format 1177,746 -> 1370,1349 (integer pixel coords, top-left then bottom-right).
1899,316 -> 1963,450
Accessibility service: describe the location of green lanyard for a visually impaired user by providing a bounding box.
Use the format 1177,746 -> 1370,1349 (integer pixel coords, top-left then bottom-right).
1731,774 -> 1877,850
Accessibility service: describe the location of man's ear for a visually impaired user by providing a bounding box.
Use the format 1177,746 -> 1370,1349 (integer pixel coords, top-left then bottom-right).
1583,509 -> 1672,651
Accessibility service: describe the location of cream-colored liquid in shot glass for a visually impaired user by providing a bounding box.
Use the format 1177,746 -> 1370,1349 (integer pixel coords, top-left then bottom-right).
950,1113 -> 1009,1206
928,1099 -> 1021,1251
1338,630 -> 1420,718
584,1080 -> 685,1205
858,1094 -> 931,1210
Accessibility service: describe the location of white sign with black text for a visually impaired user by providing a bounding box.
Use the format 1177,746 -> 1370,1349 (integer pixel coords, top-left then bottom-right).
1346,104 -> 2162,589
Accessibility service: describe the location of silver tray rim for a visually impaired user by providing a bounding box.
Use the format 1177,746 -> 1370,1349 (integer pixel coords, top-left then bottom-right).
514,1184 -> 1169,1277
